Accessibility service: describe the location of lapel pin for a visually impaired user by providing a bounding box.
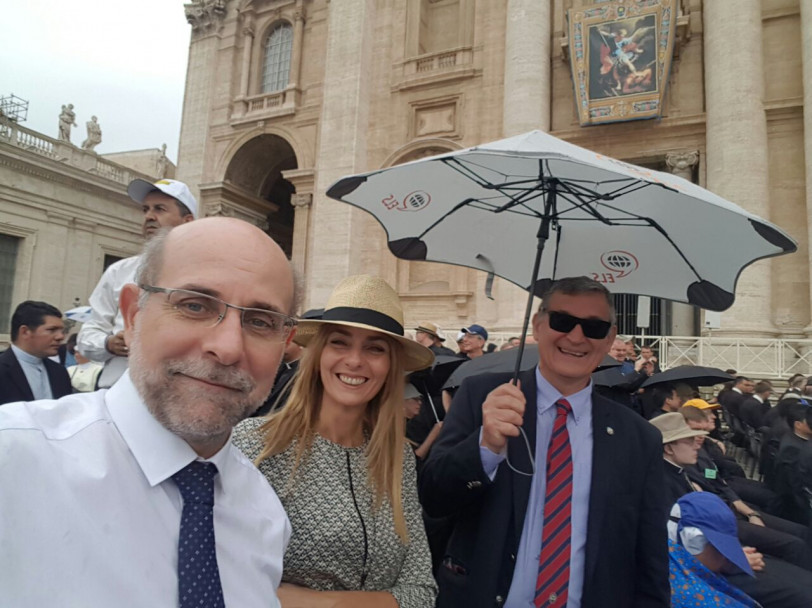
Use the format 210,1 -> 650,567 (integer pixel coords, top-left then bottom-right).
606,426 -> 614,435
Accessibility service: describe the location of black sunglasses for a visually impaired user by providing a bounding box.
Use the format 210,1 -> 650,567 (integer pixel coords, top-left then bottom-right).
546,311 -> 612,339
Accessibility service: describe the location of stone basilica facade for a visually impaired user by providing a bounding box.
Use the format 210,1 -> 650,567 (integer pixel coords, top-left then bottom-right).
176,0 -> 812,341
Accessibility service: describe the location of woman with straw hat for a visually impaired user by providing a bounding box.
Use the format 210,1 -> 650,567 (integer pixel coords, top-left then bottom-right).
233,275 -> 437,608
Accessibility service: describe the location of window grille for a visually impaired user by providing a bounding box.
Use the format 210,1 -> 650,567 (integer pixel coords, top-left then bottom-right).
262,23 -> 293,93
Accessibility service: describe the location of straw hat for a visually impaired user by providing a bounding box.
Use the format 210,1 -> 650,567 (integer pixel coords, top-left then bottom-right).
649,412 -> 708,444
414,321 -> 445,342
293,275 -> 434,371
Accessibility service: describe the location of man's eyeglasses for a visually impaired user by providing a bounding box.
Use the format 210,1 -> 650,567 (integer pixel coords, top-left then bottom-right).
139,285 -> 296,342
546,310 -> 612,340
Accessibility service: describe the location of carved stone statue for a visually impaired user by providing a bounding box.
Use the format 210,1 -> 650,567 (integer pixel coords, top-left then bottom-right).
156,143 -> 169,178
58,104 -> 77,143
81,116 -> 102,152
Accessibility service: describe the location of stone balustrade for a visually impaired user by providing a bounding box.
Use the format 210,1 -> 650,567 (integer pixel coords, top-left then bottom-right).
0,115 -> 153,187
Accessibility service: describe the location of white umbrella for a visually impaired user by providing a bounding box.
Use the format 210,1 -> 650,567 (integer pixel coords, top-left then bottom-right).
64,306 -> 93,324
327,130 -> 796,312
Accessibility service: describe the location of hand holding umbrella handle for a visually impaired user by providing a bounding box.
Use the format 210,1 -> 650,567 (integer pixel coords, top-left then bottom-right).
480,381 -> 525,454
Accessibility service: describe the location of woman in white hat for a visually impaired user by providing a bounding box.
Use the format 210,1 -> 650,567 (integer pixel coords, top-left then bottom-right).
233,275 -> 437,608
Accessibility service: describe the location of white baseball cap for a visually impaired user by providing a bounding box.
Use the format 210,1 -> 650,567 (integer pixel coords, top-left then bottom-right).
128,178 -> 198,218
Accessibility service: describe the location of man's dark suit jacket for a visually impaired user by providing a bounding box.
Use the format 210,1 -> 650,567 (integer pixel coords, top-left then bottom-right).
740,396 -> 769,429
419,369 -> 670,608
0,348 -> 72,406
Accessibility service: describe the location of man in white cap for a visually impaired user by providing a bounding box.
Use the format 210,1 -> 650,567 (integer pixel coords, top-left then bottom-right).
77,178 -> 197,388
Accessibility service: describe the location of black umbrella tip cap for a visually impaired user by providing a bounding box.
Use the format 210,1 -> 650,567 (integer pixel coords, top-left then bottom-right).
326,175 -> 368,201
390,238 -> 428,260
749,219 -> 797,253
687,281 -> 734,312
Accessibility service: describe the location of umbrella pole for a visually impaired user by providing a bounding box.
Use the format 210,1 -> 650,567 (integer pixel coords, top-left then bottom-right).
421,379 -> 441,423
512,183 -> 556,383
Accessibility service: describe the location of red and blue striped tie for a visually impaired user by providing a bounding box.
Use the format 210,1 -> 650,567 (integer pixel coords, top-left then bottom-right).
534,399 -> 573,608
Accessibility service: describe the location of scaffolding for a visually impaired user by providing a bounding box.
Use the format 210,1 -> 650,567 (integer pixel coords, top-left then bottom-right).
0,94 -> 29,123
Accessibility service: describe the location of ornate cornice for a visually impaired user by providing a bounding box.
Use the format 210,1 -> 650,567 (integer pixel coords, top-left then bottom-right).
185,0 -> 227,37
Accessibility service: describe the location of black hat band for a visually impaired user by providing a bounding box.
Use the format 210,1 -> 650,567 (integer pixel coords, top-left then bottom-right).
322,306 -> 404,336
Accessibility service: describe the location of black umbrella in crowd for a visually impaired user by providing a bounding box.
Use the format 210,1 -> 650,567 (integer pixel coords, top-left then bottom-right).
641,365 -> 734,389
444,349 -> 620,391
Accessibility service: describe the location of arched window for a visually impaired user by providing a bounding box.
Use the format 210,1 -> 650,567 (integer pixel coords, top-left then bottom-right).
262,22 -> 293,93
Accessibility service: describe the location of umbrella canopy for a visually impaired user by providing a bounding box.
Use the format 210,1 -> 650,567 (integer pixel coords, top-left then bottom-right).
641,366 -> 734,389
64,306 -> 93,323
327,130 -> 796,312
443,350 -> 620,390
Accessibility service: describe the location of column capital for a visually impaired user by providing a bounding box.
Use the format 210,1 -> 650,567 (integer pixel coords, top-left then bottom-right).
665,150 -> 699,174
185,0 -> 227,37
291,193 -> 312,208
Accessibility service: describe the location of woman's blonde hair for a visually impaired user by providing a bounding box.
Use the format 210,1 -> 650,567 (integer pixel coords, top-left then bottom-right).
256,324 -> 409,542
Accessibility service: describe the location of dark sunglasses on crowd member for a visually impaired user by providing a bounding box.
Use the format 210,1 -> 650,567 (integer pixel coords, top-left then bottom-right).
546,311 -> 612,340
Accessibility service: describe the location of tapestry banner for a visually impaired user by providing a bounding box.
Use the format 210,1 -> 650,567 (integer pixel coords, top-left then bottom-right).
567,0 -> 677,126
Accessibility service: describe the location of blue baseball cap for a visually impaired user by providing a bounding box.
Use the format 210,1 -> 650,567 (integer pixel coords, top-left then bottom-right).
677,493 -> 754,577
461,324 -> 488,341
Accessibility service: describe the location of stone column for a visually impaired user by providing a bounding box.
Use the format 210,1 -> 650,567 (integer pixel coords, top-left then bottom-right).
503,0 -> 551,135
666,151 -> 700,336
236,16 -> 255,116
289,3 -> 306,89
176,0 -> 226,202
703,1 -> 773,336
802,0 -> 812,335
308,0 -> 376,307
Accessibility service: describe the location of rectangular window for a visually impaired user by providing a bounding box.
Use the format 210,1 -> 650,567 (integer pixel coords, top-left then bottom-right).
0,234 -> 20,333
103,254 -> 124,273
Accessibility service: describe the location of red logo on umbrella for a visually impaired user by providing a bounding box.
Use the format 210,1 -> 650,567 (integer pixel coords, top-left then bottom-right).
381,191 -> 431,212
600,250 -> 639,278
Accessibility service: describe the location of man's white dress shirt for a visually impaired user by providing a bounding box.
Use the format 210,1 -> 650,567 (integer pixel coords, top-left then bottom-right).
77,255 -> 140,387
0,372 -> 290,607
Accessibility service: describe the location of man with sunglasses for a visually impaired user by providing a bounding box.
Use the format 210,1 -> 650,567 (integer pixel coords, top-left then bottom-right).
0,218 -> 296,607
420,276 -> 669,608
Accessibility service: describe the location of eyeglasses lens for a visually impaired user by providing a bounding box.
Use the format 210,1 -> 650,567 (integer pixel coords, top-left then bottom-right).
547,311 -> 611,339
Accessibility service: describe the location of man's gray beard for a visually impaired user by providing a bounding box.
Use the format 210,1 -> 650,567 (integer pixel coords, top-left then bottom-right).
128,326 -> 271,443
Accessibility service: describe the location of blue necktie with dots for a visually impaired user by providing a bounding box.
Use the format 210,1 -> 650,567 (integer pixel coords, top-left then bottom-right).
173,461 -> 226,608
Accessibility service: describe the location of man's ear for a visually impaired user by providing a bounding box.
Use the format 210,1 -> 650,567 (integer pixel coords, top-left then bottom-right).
285,327 -> 297,347
120,284 -> 141,341
531,312 -> 543,342
183,214 -> 195,224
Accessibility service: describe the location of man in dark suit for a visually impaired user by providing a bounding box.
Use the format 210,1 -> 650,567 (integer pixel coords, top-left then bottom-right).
0,301 -> 71,405
740,380 -> 773,429
419,276 -> 669,608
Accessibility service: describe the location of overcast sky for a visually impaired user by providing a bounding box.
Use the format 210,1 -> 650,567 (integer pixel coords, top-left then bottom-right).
1,0 -> 191,162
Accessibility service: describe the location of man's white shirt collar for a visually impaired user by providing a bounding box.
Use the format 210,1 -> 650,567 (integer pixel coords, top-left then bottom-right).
107,371 -> 236,493
535,366 -> 593,424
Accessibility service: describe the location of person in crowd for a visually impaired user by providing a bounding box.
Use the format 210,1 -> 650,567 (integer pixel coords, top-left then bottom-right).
0,218 -> 297,606
774,402 -> 812,525
233,275 -> 437,608
646,383 -> 682,419
681,403 -> 746,479
779,374 -> 807,401
500,336 -> 521,351
65,333 -> 103,393
667,493 -> 759,608
403,382 -> 443,463
680,405 -> 779,516
651,412 -> 812,608
457,324 -> 488,359
740,380 -> 774,429
420,276 -> 669,607
78,178 -> 196,388
253,336 -> 304,417
638,344 -> 662,374
413,322 -> 456,357
598,339 -> 652,413
0,300 -> 70,405
719,376 -> 754,420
